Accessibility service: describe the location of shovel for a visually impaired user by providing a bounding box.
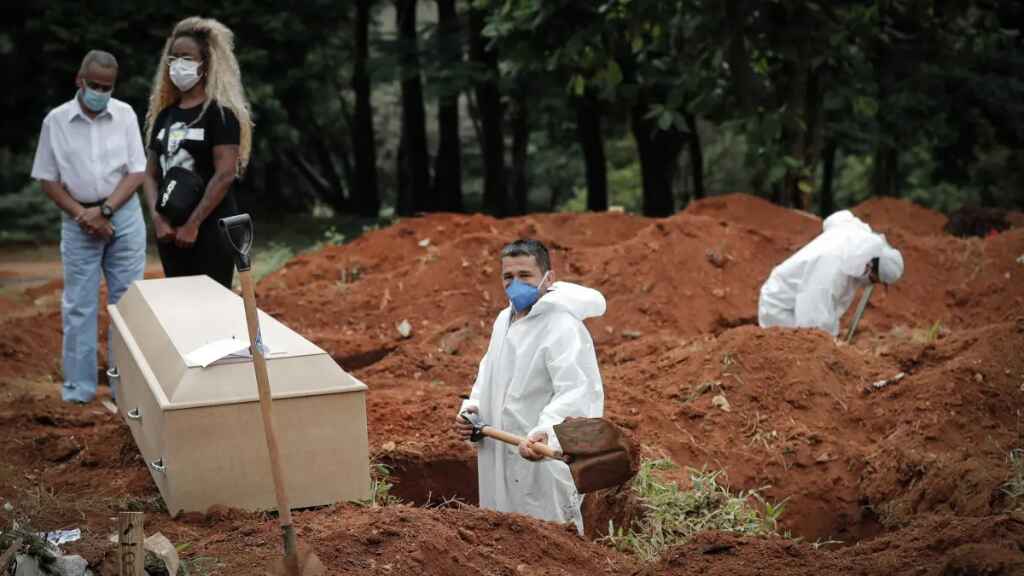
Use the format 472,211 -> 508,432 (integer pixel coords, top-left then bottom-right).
460,412 -> 638,493
845,284 -> 874,343
219,214 -> 325,576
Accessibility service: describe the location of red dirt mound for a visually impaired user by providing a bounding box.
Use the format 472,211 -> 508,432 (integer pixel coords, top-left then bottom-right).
0,307 -> 62,384
2,192 -> 1023,574
684,193 -> 822,236
639,514 -> 1024,576
852,196 -> 949,237
0,389 -> 633,575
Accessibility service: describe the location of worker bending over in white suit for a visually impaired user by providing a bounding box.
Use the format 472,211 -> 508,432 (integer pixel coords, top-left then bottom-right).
454,239 -> 605,534
758,210 -> 904,336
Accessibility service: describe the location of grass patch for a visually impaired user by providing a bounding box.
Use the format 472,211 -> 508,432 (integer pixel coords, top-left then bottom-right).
250,242 -> 295,283
0,524 -> 59,572
241,215 -> 384,285
602,459 -> 785,562
1004,449 -> 1024,508
357,463 -> 402,508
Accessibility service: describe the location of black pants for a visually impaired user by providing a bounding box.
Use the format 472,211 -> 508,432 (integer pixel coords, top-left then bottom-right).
157,217 -> 235,289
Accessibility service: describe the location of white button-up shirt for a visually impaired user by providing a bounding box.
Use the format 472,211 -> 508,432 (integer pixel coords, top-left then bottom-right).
31,95 -> 147,204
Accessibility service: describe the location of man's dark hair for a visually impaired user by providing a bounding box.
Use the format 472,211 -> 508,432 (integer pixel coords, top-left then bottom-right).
500,239 -> 550,272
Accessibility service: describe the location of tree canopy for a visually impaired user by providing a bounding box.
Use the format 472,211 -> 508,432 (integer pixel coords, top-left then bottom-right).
2,0 -> 1021,239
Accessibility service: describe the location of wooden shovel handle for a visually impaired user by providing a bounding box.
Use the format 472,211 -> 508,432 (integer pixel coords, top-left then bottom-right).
238,270 -> 294,532
480,426 -> 564,460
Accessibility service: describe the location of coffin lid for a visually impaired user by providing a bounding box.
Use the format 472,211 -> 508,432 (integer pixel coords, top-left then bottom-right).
110,276 -> 365,410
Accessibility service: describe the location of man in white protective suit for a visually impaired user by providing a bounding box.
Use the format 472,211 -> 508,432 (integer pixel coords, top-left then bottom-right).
758,210 -> 904,336
453,239 -> 605,534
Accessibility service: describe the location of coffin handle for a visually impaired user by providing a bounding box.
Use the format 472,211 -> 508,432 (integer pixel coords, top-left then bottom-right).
127,407 -> 142,421
149,458 -> 166,474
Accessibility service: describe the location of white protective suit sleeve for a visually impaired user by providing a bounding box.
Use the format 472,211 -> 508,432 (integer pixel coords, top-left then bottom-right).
793,256 -> 844,336
528,313 -> 604,452
459,352 -> 488,415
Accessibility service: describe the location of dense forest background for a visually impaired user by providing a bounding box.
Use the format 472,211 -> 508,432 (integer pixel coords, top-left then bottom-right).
2,1 -> 1022,242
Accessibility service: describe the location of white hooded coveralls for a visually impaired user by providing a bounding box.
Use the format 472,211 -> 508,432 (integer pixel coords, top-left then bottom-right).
758,211 -> 891,336
460,281 -> 605,533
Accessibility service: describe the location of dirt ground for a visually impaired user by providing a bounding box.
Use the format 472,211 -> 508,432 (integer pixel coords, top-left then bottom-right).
1,194 -> 1023,575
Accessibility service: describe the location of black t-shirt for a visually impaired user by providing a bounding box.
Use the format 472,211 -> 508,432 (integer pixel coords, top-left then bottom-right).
149,100 -> 241,220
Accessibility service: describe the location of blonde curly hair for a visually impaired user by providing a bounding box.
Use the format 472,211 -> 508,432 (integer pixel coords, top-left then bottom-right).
144,16 -> 253,174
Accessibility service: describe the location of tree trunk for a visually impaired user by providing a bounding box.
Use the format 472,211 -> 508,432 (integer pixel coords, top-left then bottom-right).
781,59 -> 809,210
820,139 -> 837,216
433,0 -> 463,212
871,4 -> 900,198
312,135 -> 351,211
800,67 -> 824,208
396,136 -> 409,213
287,149 -> 333,199
872,145 -> 900,197
397,0 -> 432,215
575,94 -> 608,212
683,113 -> 705,200
631,94 -> 686,217
509,85 -> 530,215
353,0 -> 380,217
725,0 -> 757,114
469,7 -> 506,216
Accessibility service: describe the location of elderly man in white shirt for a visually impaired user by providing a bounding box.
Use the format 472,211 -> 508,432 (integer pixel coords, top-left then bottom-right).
31,50 -> 147,403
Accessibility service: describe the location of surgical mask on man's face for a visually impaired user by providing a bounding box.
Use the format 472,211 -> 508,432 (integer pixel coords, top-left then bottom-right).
506,272 -> 549,313
80,86 -> 111,112
169,59 -> 203,92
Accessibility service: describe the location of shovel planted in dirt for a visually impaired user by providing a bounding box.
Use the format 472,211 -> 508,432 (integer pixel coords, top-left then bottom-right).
460,412 -> 638,493
845,284 -> 874,343
220,214 -> 325,576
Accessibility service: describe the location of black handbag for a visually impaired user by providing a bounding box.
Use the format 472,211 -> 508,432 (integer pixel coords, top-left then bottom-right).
156,120 -> 205,227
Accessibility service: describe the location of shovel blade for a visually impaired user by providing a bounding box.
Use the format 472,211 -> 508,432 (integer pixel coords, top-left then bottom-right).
269,545 -> 326,576
553,418 -> 639,493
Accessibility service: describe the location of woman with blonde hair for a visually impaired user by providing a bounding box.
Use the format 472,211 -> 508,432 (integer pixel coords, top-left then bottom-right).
143,16 -> 253,288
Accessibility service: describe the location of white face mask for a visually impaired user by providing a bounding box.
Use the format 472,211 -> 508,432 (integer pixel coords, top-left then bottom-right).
169,59 -> 203,92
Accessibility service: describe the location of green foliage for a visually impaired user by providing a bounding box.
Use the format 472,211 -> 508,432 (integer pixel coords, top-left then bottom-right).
0,524 -> 58,571
2,0 -> 1023,230
0,181 -> 61,243
559,136 -> 643,213
173,543 -> 223,576
1005,449 -> 1024,509
250,242 -> 295,283
602,459 -> 785,562
359,462 -> 402,508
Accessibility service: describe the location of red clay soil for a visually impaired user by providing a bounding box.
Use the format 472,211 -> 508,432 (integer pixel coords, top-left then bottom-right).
851,196 -> 950,237
2,193 -> 1024,574
638,514 -> 1024,575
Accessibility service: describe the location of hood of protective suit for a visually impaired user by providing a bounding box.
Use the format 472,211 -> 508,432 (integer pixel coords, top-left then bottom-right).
529,281 -> 607,320
879,245 -> 904,284
822,210 -> 872,234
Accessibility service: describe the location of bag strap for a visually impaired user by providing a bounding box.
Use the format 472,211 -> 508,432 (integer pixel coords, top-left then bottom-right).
160,102 -> 209,161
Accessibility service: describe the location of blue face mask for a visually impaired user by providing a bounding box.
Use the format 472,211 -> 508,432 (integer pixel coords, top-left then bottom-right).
80,87 -> 111,113
506,272 -> 549,313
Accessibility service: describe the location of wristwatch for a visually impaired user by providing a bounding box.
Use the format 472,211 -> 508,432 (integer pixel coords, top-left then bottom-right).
100,202 -> 114,219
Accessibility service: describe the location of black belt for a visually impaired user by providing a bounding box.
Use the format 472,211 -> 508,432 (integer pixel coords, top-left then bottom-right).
79,200 -> 108,208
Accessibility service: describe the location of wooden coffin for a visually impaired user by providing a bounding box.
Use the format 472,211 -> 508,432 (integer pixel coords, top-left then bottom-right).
108,275 -> 370,516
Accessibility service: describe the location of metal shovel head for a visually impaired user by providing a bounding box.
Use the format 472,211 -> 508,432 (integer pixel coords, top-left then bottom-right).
269,543 -> 326,576
553,417 -> 639,493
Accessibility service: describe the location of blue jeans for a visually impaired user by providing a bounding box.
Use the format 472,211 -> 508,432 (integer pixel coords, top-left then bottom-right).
60,195 -> 146,403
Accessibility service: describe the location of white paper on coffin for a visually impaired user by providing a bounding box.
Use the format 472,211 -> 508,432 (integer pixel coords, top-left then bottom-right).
184,337 -> 286,368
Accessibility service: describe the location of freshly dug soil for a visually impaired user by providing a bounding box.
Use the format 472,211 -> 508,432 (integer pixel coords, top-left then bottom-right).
2,194 -> 1023,574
